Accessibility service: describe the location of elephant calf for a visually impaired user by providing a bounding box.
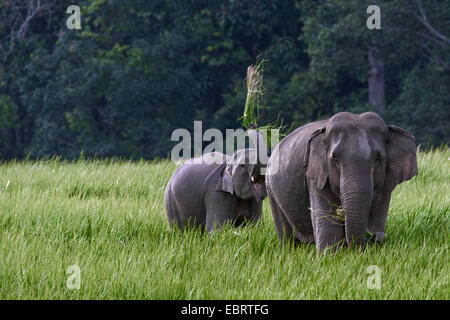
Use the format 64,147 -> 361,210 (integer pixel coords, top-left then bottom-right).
165,149 -> 266,232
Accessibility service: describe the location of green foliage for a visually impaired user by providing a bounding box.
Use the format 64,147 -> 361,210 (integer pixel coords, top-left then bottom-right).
241,61 -> 265,129
0,0 -> 448,159
0,95 -> 18,129
388,64 -> 450,147
300,0 -> 450,145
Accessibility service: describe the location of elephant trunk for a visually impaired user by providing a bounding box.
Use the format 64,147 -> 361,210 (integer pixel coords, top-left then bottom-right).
340,167 -> 373,248
248,129 -> 268,199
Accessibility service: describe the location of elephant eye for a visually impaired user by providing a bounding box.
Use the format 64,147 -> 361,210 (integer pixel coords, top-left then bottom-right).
375,152 -> 381,161
331,152 -> 339,163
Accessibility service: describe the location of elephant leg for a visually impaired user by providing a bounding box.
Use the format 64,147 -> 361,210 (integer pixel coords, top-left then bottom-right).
269,195 -> 295,246
205,197 -> 236,233
240,198 -> 263,227
367,189 -> 391,244
252,198 -> 263,223
205,210 -> 232,232
309,187 -> 345,252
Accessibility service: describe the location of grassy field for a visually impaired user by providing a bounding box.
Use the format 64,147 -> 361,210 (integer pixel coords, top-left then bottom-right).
0,149 -> 448,299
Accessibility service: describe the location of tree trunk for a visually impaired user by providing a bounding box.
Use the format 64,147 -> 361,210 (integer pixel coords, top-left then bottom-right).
368,45 -> 385,116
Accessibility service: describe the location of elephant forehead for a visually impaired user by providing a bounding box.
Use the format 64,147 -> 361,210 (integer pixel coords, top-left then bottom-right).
332,129 -> 373,161
329,112 -> 386,131
360,113 -> 387,133
225,149 -> 257,176
355,130 -> 372,156
359,112 -> 386,124
327,116 -> 358,133
231,149 -> 258,164
329,112 -> 359,124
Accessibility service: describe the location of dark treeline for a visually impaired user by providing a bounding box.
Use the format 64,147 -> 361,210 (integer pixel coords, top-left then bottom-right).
0,0 -> 448,160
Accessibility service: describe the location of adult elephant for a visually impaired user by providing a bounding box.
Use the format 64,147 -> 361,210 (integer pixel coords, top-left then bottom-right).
266,112 -> 418,252
165,130 -> 267,232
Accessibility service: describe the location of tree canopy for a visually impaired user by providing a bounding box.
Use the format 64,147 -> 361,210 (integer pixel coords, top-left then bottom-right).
0,0 -> 448,160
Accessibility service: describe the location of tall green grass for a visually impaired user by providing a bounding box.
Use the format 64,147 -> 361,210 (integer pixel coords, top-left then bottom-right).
0,149 -> 448,299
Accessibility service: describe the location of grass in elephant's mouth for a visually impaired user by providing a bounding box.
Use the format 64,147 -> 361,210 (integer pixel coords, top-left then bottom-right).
0,148 -> 448,299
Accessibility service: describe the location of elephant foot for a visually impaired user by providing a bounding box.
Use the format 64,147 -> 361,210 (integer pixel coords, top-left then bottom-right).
367,231 -> 385,245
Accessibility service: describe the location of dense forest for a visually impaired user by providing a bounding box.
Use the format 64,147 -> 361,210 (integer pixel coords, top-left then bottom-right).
0,0 -> 448,160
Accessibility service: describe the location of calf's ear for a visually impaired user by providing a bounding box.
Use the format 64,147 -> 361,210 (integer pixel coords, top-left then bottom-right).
216,164 -> 234,194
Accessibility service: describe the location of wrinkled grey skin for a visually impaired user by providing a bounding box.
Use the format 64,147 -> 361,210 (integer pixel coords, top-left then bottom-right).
165,143 -> 267,232
266,112 -> 418,252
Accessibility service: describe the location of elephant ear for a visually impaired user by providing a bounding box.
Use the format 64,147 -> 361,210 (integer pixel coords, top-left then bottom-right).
216,164 -> 234,194
305,127 -> 328,190
385,125 -> 418,192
